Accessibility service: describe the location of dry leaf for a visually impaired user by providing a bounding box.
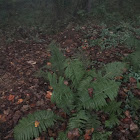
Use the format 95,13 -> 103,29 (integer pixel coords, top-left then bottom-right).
66,48 -> 71,53
0,114 -> 6,122
46,91 -> 52,99
123,88 -> 129,93
30,103 -> 36,108
124,110 -> 131,118
8,94 -> 15,101
67,128 -> 80,140
34,137 -> 45,140
115,76 -> 123,80
129,77 -> 137,83
17,98 -> 23,104
82,46 -> 87,50
88,88 -> 94,98
47,62 -> 51,66
47,53 -> 51,57
122,117 -> 132,124
84,133 -> 91,140
130,122 -> 138,132
64,80 -> 69,85
27,60 -> 36,65
35,120 -> 40,127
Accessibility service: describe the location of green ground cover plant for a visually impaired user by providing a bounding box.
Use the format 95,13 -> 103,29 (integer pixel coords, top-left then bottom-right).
14,42 -> 128,140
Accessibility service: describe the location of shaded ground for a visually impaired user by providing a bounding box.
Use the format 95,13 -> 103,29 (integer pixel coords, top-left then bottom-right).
0,24 -> 139,139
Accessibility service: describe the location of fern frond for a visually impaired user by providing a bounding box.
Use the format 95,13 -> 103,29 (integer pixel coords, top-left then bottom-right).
49,41 -> 66,75
105,114 -> 119,128
128,50 -> 140,72
102,62 -> 126,79
65,59 -> 85,88
57,131 -> 69,140
48,72 -> 57,88
92,131 -> 112,140
77,77 -> 120,110
92,78 -> 120,109
68,110 -> 89,130
14,110 -> 59,140
48,73 -> 75,113
85,113 -> 100,130
129,97 -> 140,110
68,110 -> 100,131
72,49 -> 91,69
102,100 -> 122,115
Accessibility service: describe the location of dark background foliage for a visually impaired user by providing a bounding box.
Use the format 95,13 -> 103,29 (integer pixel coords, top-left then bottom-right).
0,0 -> 140,32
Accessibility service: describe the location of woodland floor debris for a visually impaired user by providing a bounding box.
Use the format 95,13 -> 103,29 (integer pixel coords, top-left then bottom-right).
0,24 -> 140,140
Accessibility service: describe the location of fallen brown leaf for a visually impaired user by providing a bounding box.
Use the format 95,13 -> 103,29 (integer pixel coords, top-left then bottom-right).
47,62 -> 51,66
130,122 -> 138,132
0,114 -> 6,122
17,98 -> 23,104
129,77 -> 137,83
124,110 -> 131,118
67,128 -> 80,140
8,94 -> 15,101
46,91 -> 52,99
84,133 -> 91,140
35,120 -> 40,127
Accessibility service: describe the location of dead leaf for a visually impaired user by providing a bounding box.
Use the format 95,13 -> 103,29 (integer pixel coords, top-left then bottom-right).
35,120 -> 40,127
8,94 -> 15,101
47,53 -> 51,57
82,46 -> 87,50
17,98 -> 23,104
123,88 -> 129,93
66,48 -> 71,53
115,76 -> 123,80
130,122 -> 138,132
122,117 -> 132,124
27,60 -> 36,65
34,137 -> 45,140
30,103 -> 36,108
64,80 -> 69,85
67,128 -> 80,140
129,77 -> 137,83
21,105 -> 29,112
88,88 -> 94,98
84,133 -> 91,140
0,114 -> 6,122
47,62 -> 51,66
124,110 -> 131,118
46,91 -> 52,99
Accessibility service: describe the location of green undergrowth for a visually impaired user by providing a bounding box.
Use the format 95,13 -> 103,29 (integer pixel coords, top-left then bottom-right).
14,41 -> 140,140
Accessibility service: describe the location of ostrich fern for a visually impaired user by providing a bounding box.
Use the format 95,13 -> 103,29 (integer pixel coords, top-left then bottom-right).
14,42 -> 127,140
14,110 -> 60,140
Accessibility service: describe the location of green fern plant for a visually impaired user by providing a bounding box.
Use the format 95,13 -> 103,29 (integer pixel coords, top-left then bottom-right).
49,41 -> 66,76
14,42 -> 127,140
124,38 -> 140,72
14,110 -> 60,140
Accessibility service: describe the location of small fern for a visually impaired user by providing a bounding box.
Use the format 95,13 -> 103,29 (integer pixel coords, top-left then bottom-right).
102,100 -> 122,115
57,131 -> 68,140
102,62 -> 126,79
65,59 -> 85,88
49,41 -> 66,76
48,73 -> 75,113
68,110 -> 100,131
105,114 -> 119,128
15,42 -> 128,140
92,131 -> 112,140
14,110 -> 60,140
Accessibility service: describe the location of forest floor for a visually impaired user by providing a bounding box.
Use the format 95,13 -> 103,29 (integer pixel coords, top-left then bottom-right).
0,23 -> 140,140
